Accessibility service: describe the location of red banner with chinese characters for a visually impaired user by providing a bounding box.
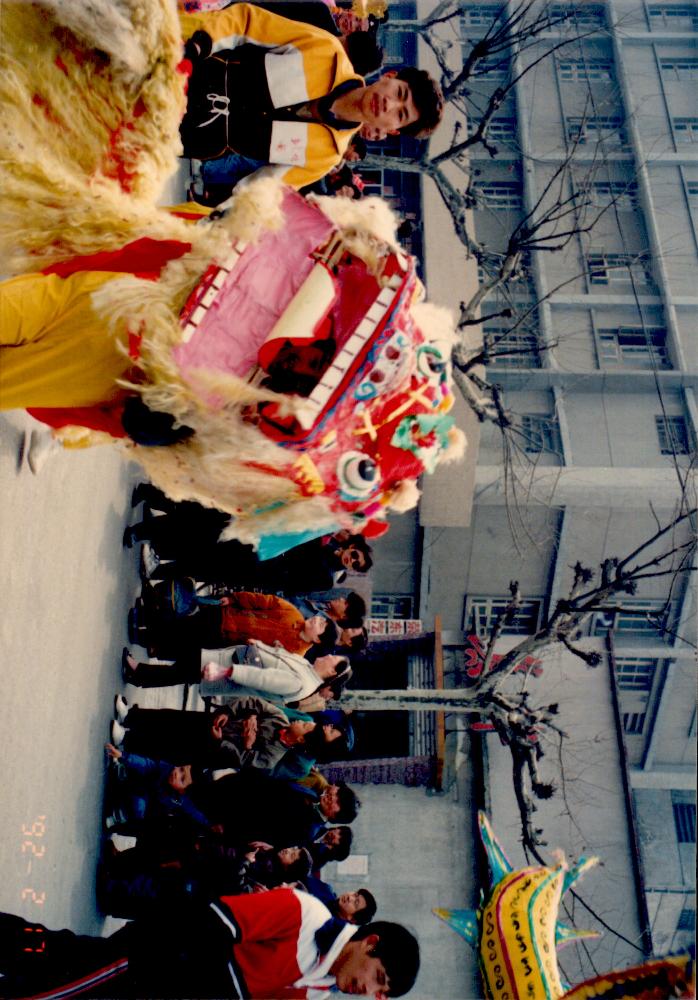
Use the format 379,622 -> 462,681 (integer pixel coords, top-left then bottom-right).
463,634 -> 543,680
366,618 -> 423,636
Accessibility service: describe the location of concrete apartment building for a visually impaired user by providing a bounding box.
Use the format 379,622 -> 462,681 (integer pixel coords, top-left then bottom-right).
326,3 -> 696,995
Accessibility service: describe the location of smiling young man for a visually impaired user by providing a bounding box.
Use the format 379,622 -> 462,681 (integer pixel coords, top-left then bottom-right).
179,2 -> 443,193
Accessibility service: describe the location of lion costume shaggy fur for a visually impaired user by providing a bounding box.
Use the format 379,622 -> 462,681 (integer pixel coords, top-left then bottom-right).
1,0 -> 465,548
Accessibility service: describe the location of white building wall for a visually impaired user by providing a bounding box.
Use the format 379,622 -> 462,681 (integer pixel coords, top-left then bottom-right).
486,642 -> 646,984
324,781 -> 481,1000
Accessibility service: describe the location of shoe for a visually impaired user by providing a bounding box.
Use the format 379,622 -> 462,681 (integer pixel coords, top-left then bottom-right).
110,720 -> 127,746
140,542 -> 160,580
127,608 -> 138,645
113,694 -> 129,724
190,157 -> 203,183
108,832 -> 137,852
105,809 -> 128,831
122,525 -> 137,549
27,430 -> 58,475
121,647 -> 138,685
130,483 -> 149,508
202,661 -> 233,684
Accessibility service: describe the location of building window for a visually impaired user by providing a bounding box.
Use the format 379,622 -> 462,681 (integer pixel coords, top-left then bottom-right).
589,180 -> 639,208
677,908 -> 696,931
484,327 -> 541,368
472,181 -> 523,210
559,59 -> 613,81
587,251 -> 653,286
615,657 -> 657,691
656,415 -> 693,454
460,4 -> 502,28
465,597 -> 544,636
354,162 -> 422,223
673,802 -> 696,843
673,117 -> 698,143
519,414 -> 562,454
622,711 -> 647,735
471,57 -> 510,80
474,116 -> 517,141
597,327 -> 671,369
591,599 -> 675,638
378,1 -> 416,65
567,115 -> 628,147
548,4 -> 605,28
660,58 -> 698,80
371,594 -> 414,620
648,5 -> 698,30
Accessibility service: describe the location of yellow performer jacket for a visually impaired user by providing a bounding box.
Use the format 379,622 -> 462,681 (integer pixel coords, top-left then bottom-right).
179,2 -> 364,189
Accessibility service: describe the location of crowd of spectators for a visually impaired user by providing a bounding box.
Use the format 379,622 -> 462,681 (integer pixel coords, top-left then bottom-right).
103,481 -> 382,937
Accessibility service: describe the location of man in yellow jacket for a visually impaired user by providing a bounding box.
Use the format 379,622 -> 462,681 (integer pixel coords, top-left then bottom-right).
179,2 -> 443,191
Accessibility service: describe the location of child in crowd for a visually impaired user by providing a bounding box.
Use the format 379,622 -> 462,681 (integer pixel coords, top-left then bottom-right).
104,744 -> 212,835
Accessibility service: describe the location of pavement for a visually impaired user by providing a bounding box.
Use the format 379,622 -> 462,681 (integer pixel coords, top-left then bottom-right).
0,155 -> 196,937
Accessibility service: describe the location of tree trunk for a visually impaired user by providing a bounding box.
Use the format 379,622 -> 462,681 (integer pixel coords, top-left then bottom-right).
341,689 -> 484,712
360,154 -> 427,173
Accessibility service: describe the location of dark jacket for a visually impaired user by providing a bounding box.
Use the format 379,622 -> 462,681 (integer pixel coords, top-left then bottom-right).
122,707 -> 248,767
192,771 -> 327,847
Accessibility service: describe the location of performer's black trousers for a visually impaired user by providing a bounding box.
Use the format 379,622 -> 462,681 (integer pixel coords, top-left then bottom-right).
0,902 -> 236,999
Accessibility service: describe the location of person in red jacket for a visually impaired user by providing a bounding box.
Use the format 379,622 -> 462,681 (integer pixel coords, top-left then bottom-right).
189,591 -> 329,655
0,888 -> 420,998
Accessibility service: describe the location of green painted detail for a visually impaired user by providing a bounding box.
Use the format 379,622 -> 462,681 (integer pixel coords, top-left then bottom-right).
527,868 -> 562,1000
478,811 -> 513,887
433,908 -> 479,948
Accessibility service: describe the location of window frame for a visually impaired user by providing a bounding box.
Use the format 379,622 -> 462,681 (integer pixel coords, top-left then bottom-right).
464,596 -> 544,636
484,326 -> 542,368
590,599 -> 676,638
596,326 -> 671,370
622,711 -> 647,735
559,59 -> 613,82
471,57 -> 510,81
660,58 -> 698,80
548,3 -> 605,28
587,250 -> 653,286
673,117 -> 698,143
615,656 -> 657,691
472,180 -> 523,210
460,4 -> 502,28
648,4 -> 698,30
656,415 -> 692,455
673,801 -> 697,843
519,413 -> 563,454
588,180 -> 640,209
371,594 -> 415,620
479,116 -> 518,142
567,115 -> 629,148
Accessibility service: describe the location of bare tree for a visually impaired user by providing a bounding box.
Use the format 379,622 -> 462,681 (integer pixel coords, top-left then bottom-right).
360,3 -> 674,554
341,507 -> 697,852
361,3 -> 626,451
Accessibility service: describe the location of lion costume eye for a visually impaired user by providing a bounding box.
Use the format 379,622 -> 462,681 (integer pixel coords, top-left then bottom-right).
416,345 -> 447,379
337,451 -> 379,498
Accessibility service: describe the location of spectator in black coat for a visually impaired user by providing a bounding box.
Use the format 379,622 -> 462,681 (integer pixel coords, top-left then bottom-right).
192,770 -> 360,849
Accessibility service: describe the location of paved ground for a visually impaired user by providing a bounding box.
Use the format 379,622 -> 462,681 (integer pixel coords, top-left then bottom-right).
0,407 -> 203,934
0,161 -> 193,936
0,409 -> 135,932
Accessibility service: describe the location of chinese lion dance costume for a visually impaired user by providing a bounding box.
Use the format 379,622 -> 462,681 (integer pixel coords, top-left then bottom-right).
435,812 -> 694,1000
0,0 -> 465,552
